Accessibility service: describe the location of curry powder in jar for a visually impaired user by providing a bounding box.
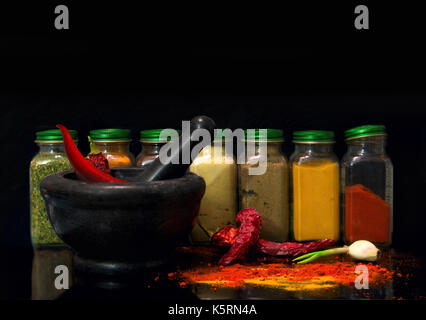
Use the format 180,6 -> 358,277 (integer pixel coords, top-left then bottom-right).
238,129 -> 289,242
89,128 -> 134,167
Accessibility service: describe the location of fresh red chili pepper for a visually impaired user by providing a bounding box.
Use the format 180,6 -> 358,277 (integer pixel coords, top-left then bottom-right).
218,208 -> 262,266
212,225 -> 336,258
88,152 -> 111,175
56,124 -> 127,183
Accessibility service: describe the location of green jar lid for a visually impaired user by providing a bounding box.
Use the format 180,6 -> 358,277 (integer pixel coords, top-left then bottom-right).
140,129 -> 181,142
35,129 -> 77,142
243,129 -> 284,142
293,130 -> 335,143
345,125 -> 386,140
89,128 -> 131,141
212,129 -> 234,142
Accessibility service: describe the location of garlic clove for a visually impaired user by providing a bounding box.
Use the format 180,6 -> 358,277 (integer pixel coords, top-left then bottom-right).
348,240 -> 380,261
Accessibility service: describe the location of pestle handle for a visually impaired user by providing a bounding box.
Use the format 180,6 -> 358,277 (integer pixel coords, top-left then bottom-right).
138,115 -> 216,181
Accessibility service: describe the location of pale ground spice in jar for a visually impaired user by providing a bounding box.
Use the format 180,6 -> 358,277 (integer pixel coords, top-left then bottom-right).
190,144 -> 237,243
239,132 -> 289,242
239,161 -> 289,242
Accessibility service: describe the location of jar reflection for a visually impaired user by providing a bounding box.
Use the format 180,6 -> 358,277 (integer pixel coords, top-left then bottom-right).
32,248 -> 73,300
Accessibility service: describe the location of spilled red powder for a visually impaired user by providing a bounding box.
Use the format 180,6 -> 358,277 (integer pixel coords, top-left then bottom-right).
177,261 -> 398,290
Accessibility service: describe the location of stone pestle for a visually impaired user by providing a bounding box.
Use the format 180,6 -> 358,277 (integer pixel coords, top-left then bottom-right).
138,115 -> 216,182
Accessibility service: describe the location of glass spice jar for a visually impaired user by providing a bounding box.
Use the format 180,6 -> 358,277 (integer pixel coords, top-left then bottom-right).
89,129 -> 134,167
136,129 -> 181,167
341,125 -> 393,246
190,132 -> 238,243
290,130 -> 340,241
238,129 -> 289,242
30,129 -> 78,248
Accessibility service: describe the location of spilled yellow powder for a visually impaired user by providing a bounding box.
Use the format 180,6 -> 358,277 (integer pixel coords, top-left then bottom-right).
244,276 -> 336,291
177,262 -> 397,292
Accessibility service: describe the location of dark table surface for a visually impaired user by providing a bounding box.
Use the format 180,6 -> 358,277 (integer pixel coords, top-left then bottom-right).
1,246 -> 425,300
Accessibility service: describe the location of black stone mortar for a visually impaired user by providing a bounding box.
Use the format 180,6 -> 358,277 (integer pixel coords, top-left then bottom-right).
40,168 -> 205,279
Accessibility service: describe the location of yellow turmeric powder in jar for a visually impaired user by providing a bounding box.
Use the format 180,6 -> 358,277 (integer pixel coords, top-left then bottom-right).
89,129 -> 135,167
291,131 -> 340,241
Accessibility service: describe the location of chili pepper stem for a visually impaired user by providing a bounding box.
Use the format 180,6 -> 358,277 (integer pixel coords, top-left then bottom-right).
293,247 -> 349,264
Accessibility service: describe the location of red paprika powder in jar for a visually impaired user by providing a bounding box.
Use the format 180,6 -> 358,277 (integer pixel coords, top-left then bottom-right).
136,129 -> 181,167
341,125 -> 393,246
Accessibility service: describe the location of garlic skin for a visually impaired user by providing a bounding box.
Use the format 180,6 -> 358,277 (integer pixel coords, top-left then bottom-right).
348,240 -> 380,261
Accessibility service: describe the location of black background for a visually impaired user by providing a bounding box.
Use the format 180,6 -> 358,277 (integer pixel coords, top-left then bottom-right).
0,1 -> 425,259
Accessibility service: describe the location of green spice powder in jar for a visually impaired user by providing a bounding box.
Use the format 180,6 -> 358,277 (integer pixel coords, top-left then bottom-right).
30,129 -> 77,248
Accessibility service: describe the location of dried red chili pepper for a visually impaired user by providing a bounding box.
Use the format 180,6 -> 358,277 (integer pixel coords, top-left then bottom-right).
211,225 -> 239,247
255,239 -> 336,257
218,208 -> 262,266
57,124 -> 127,183
88,152 -> 111,175
212,225 -> 336,257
